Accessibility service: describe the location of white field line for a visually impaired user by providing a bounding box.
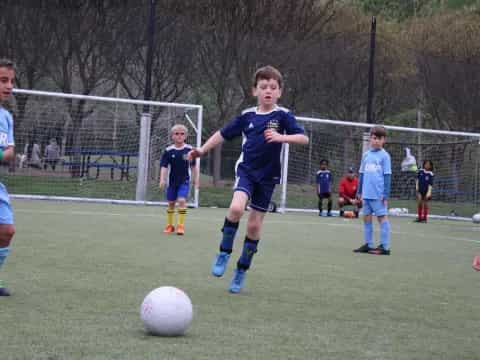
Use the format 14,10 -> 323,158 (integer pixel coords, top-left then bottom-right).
15,208 -> 480,244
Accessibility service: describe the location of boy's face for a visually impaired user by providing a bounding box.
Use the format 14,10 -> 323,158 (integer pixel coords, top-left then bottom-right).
252,78 -> 281,110
172,129 -> 186,146
0,67 -> 15,101
369,134 -> 385,149
320,162 -> 327,170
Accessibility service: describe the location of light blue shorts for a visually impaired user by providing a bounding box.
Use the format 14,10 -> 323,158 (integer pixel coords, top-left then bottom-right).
362,199 -> 388,217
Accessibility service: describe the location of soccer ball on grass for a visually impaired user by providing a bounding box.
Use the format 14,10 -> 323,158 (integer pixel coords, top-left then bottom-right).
472,213 -> 480,224
140,286 -> 193,336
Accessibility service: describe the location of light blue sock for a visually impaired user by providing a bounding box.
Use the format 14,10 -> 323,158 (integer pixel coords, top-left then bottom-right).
380,221 -> 390,250
0,246 -> 11,269
364,222 -> 374,248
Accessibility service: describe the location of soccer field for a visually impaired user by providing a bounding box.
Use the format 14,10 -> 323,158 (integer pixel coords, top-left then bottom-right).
1,200 -> 479,360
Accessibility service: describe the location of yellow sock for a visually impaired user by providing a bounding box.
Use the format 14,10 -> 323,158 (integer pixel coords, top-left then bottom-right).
177,208 -> 187,226
167,208 -> 174,225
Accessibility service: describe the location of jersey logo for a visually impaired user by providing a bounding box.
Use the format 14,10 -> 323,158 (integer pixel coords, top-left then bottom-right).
0,132 -> 7,147
248,123 -> 254,129
267,119 -> 279,131
365,163 -> 382,172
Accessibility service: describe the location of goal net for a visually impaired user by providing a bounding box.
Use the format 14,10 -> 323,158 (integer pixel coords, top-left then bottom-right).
273,117 -> 480,218
6,89 -> 202,206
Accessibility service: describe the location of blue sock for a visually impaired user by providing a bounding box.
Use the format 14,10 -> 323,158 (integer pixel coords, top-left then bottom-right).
364,222 -> 374,248
220,218 -> 239,254
237,237 -> 258,270
380,221 -> 390,250
0,246 -> 11,270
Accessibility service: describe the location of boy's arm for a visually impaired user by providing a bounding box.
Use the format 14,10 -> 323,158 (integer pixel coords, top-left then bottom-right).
264,130 -> 309,145
159,167 -> 168,189
383,174 -> 391,200
192,164 -> 200,189
188,131 -> 225,160
426,175 -> 433,198
357,173 -> 363,199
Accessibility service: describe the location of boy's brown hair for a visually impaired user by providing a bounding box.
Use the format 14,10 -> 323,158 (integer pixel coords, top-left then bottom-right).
253,65 -> 283,89
0,58 -> 16,71
370,126 -> 387,138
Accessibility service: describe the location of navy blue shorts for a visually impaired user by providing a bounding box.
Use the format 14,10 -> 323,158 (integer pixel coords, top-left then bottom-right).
166,181 -> 190,202
234,175 -> 275,213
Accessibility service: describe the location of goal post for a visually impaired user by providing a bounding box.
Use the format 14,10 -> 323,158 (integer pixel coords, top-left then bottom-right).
8,88 -> 203,207
274,116 -> 480,218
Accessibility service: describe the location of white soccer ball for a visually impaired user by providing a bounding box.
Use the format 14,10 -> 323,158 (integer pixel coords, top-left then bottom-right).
472,213 -> 480,224
140,286 -> 193,336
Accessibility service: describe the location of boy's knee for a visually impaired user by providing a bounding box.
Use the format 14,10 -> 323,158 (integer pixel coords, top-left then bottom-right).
247,221 -> 261,235
228,204 -> 244,220
0,225 -> 15,247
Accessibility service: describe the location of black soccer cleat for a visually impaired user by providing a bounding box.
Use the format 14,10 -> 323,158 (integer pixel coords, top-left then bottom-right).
353,243 -> 373,253
368,244 -> 391,255
0,287 -> 11,296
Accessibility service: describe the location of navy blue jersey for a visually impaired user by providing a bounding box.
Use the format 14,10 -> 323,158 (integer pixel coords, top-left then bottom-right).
316,170 -> 333,194
417,169 -> 434,194
160,144 -> 194,186
220,106 -> 305,184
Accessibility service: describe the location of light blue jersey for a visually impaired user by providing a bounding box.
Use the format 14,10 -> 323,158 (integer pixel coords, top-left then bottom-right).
0,107 -> 14,218
359,148 -> 391,200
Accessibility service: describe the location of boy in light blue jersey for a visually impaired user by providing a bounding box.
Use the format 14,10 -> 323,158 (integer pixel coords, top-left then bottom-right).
0,59 -> 17,295
353,126 -> 392,255
188,66 -> 309,293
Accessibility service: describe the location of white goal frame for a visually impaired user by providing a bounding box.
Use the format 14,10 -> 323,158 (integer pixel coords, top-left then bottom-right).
10,88 -> 203,207
278,116 -> 480,221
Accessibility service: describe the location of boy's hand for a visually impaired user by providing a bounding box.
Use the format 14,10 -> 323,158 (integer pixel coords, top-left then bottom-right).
264,129 -> 285,143
187,148 -> 204,161
159,180 -> 166,190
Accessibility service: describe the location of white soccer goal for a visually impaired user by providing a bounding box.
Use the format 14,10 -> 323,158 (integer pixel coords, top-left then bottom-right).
273,117 -> 480,219
7,89 -> 203,207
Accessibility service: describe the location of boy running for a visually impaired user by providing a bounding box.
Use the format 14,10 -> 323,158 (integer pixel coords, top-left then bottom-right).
188,65 -> 308,293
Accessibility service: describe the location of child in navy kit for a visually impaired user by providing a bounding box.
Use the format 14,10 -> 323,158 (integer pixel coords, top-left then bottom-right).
159,124 -> 199,235
188,66 -> 308,293
415,160 -> 434,223
316,159 -> 333,216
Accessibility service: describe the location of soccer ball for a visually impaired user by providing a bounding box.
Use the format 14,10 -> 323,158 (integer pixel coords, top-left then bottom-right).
472,213 -> 480,224
140,286 -> 193,336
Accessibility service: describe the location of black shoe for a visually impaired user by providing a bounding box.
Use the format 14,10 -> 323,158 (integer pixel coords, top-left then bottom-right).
327,211 -> 332,217
353,243 -> 373,253
319,211 -> 323,216
413,218 -> 422,223
368,245 -> 391,255
0,287 -> 11,296
339,210 -> 344,217
354,210 -> 359,218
